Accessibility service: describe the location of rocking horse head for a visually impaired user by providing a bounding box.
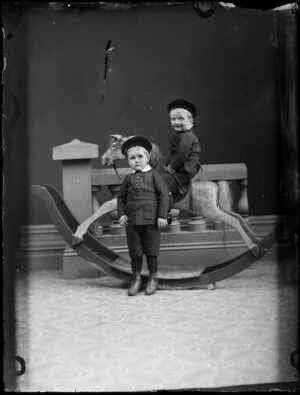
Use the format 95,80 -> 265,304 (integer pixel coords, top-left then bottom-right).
101,134 -> 133,167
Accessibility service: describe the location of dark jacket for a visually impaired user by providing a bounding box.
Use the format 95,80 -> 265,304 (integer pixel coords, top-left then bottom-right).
117,168 -> 169,226
168,128 -> 201,180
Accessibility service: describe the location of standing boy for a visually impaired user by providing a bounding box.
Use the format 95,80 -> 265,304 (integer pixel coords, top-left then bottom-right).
118,136 -> 169,296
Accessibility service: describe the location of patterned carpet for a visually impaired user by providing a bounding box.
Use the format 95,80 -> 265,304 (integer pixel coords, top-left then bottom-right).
15,249 -> 298,392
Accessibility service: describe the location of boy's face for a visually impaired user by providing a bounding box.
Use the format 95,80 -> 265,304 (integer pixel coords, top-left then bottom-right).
127,146 -> 149,171
169,108 -> 194,132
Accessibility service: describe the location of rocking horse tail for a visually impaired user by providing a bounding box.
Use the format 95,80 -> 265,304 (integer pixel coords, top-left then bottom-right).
217,181 -> 233,211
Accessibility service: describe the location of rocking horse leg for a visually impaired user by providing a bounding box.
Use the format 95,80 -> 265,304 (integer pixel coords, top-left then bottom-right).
223,210 -> 261,243
189,182 -> 259,255
72,198 -> 118,245
203,207 -> 259,256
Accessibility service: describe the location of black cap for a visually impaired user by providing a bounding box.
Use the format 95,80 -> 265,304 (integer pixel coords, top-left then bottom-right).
167,99 -> 197,118
121,135 -> 152,156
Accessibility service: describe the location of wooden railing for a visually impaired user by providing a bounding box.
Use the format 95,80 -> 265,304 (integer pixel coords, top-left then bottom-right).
52,139 -> 249,278
53,139 -> 249,234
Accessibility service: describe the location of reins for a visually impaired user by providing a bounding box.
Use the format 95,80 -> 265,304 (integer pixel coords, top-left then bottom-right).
113,162 -> 123,182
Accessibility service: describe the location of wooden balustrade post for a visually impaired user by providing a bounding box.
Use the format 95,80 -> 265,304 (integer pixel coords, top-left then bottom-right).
205,219 -> 215,229
91,186 -> 103,236
52,139 -> 99,279
237,178 -> 249,222
213,220 -> 231,230
188,215 -> 206,232
108,185 -> 126,236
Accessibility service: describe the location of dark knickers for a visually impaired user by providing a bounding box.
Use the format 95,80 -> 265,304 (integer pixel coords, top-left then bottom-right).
126,225 -> 161,258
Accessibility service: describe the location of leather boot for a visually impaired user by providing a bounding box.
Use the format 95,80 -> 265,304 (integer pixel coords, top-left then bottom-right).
145,271 -> 158,295
128,273 -> 142,296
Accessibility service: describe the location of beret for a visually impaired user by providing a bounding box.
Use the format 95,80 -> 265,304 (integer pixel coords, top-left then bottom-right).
167,99 -> 197,118
121,135 -> 152,156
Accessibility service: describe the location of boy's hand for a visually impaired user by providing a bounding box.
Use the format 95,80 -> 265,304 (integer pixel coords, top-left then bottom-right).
157,217 -> 168,229
119,215 -> 128,227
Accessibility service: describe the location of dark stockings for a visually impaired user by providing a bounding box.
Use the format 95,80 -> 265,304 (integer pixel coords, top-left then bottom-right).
131,255 -> 158,273
131,256 -> 143,274
146,255 -> 158,273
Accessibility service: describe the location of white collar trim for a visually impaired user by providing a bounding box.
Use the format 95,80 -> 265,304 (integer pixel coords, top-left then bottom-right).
132,164 -> 152,173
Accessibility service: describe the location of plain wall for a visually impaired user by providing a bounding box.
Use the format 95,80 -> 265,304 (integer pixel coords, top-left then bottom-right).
13,4 -> 283,224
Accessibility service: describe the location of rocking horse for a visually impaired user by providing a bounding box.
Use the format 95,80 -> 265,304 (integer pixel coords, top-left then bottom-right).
72,134 -> 261,256
31,135 -> 277,289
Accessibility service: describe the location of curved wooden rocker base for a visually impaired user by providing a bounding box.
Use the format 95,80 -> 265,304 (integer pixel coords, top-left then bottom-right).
31,184 -> 277,290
